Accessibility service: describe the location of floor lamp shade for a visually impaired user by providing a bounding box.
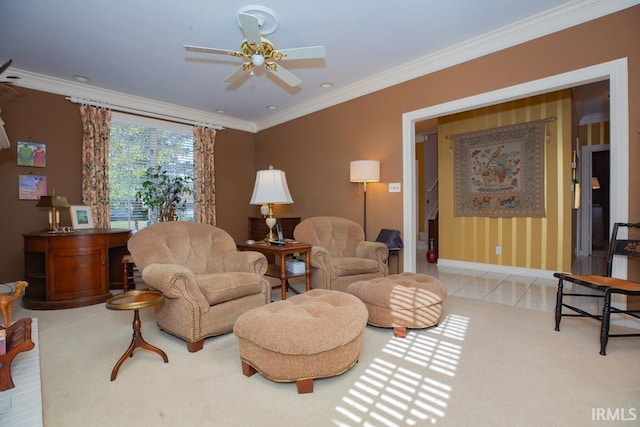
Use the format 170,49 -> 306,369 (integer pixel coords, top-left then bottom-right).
350,160 -> 380,240
350,160 -> 380,184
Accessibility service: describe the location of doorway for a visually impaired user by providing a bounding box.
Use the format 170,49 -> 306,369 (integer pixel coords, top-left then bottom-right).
402,58 -> 629,277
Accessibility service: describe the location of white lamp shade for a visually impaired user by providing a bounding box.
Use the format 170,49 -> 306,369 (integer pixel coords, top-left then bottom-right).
350,160 -> 380,182
250,168 -> 294,205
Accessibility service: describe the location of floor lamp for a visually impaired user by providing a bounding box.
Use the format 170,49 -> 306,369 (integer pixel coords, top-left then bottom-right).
350,160 -> 380,240
250,165 -> 294,241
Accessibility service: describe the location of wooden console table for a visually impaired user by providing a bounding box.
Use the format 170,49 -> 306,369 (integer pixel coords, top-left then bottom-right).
23,229 -> 131,309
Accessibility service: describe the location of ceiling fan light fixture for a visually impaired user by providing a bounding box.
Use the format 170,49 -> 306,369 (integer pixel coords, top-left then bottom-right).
251,54 -> 265,67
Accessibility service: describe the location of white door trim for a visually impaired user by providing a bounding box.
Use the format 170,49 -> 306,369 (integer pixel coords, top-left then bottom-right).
402,58 -> 629,276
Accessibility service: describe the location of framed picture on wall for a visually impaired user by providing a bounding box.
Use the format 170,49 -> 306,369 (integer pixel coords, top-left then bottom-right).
18,174 -> 47,200
69,205 -> 94,229
17,141 -> 47,167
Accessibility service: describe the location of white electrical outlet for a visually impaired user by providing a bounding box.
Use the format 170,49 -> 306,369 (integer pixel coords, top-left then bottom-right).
389,183 -> 401,192
496,246 -> 502,255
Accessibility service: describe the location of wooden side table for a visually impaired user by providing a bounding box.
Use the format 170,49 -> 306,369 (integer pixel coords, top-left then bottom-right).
106,290 -> 168,381
236,241 -> 312,300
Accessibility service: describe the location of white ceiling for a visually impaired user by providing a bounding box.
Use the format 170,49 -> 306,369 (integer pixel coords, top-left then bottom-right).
0,1 -> 633,131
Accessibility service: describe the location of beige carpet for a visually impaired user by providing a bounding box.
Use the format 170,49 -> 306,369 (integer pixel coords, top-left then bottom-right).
11,294 -> 640,426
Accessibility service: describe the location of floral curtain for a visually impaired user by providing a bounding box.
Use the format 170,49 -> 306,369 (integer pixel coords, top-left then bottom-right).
79,105 -> 111,228
193,126 -> 217,225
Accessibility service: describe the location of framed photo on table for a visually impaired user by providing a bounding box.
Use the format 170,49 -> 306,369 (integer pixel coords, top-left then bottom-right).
69,205 -> 94,229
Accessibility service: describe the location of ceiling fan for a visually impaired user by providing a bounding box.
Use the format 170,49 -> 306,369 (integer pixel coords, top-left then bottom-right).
184,8 -> 326,87
0,59 -> 21,96
0,58 -> 19,149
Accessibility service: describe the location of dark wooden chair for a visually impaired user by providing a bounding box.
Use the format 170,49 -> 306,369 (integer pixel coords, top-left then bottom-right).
554,222 -> 640,355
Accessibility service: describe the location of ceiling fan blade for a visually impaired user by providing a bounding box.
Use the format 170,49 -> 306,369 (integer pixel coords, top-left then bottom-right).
224,64 -> 251,85
265,63 -> 302,87
184,45 -> 242,57
277,46 -> 326,61
238,13 -> 261,46
0,59 -> 12,75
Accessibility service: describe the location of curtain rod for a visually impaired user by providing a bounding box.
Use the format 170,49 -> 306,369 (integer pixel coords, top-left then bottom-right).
66,97 -> 224,130
444,116 -> 556,139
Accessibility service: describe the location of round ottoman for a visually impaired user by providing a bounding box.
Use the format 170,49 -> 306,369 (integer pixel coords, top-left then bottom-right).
233,289 -> 368,393
346,272 -> 447,338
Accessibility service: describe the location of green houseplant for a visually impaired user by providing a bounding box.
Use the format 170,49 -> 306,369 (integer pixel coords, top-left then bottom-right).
136,166 -> 193,222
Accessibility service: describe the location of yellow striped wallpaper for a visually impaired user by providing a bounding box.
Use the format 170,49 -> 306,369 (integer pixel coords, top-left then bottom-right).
437,90 -> 573,272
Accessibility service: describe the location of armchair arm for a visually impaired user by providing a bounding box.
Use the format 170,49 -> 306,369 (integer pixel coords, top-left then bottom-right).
140,263 -> 210,314
309,246 -> 337,289
223,251 -> 268,275
356,241 -> 389,269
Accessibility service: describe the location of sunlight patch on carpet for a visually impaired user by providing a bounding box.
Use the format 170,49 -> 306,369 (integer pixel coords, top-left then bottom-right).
333,314 -> 469,426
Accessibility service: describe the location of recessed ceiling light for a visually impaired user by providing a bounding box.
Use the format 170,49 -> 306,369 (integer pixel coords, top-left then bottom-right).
320,82 -> 333,88
73,75 -> 89,83
266,105 -> 278,110
216,109 -> 225,114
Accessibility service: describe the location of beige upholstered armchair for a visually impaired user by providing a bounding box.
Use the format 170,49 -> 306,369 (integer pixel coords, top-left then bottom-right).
293,216 -> 389,292
127,222 -> 271,352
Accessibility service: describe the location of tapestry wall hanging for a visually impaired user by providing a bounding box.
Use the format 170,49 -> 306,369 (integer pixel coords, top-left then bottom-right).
453,119 -> 546,217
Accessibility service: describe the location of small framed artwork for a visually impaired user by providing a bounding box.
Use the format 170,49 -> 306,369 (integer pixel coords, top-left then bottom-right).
69,205 -> 94,229
17,142 -> 47,167
18,175 -> 47,200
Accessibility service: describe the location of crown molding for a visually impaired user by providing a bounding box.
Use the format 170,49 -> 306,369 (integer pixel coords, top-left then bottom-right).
256,0 -> 639,131
7,0 -> 637,134
10,69 -> 257,133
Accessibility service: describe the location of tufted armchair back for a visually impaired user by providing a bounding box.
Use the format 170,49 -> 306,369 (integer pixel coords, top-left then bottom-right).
129,221 -> 237,274
294,216 -> 389,292
295,216 -> 365,258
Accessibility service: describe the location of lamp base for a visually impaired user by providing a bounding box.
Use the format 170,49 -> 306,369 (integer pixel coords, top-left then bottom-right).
265,209 -> 277,241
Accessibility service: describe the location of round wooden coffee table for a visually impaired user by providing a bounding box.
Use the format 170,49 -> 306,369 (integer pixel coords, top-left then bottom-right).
106,290 -> 168,381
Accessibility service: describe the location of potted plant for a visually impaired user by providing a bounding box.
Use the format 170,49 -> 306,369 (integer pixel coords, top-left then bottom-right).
136,166 -> 193,222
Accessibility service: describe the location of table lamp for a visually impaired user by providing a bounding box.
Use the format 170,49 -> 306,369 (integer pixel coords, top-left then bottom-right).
36,189 -> 70,231
250,166 -> 294,241
350,160 -> 380,240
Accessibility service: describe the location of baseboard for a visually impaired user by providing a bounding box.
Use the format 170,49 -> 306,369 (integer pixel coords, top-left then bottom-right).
436,258 -> 557,282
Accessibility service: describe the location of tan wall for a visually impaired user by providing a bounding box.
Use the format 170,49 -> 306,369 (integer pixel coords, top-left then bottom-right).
437,91 -> 572,271
0,88 -> 257,282
255,6 -> 640,274
1,6 -> 638,282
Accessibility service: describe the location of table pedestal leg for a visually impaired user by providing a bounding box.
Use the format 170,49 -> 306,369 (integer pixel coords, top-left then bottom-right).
111,309 -> 169,381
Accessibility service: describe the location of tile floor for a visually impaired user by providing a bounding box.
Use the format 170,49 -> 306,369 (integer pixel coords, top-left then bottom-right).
414,250 -> 560,312
413,249 -> 610,315
278,249 -> 608,314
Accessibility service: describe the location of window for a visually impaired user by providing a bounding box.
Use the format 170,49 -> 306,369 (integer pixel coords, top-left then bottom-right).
109,112 -> 194,230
